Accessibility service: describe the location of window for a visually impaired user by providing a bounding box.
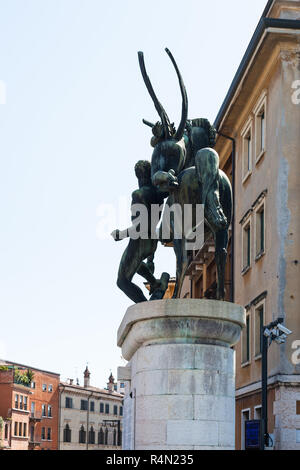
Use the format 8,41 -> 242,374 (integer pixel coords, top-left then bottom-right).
79,425 -> 86,444
42,384 -> 47,392
255,201 -> 265,259
89,426 -> 95,444
297,429 -> 300,444
31,381 -> 35,389
14,422 -> 17,436
113,429 -> 117,446
80,400 -> 88,411
47,428 -> 51,441
23,423 -> 27,437
120,383 -> 125,389
65,397 -> 73,409
48,384 -> 53,392
241,409 -> 251,450
31,402 -> 35,414
100,402 -> 104,413
113,405 -> 118,416
19,395 -> 23,410
241,119 -> 253,182
5,424 -> 8,439
19,422 -> 22,436
255,303 -> 264,358
242,313 -> 251,365
296,401 -> 300,415
104,428 -> 108,445
63,424 -> 71,443
90,401 -> 95,412
254,406 -> 262,420
41,427 -> 46,440
120,406 -> 123,416
98,428 -> 104,445
242,219 -> 251,272
30,425 -> 34,442
48,405 -> 52,417
114,384 -> 117,391
42,404 -> 46,417
105,404 -> 109,414
24,396 -> 28,411
254,92 -> 267,163
15,394 -> 19,409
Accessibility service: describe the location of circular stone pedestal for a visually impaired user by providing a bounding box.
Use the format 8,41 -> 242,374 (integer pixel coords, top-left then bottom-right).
117,299 -> 245,450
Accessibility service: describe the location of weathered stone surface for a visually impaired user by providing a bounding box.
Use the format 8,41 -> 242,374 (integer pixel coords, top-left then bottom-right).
167,420 -> 219,446
118,299 -> 245,449
194,395 -> 235,422
118,299 -> 245,361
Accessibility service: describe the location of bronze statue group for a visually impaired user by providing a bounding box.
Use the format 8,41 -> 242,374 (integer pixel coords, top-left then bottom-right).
112,49 -> 232,303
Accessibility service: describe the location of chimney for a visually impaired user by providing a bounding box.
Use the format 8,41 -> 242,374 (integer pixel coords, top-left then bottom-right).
69,379 -> 73,385
84,366 -> 90,388
107,373 -> 115,392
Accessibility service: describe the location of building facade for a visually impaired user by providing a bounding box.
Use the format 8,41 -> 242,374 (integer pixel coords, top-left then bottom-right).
0,360 -> 60,450
59,368 -> 123,450
184,0 -> 300,450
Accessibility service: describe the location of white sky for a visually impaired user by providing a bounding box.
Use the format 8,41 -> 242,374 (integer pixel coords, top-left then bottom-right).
0,0 -> 268,387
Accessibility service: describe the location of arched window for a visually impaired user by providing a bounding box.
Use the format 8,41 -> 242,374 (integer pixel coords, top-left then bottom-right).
98,427 -> 104,445
113,428 -> 116,446
104,428 -> 108,445
63,424 -> 71,443
89,426 -> 95,444
79,425 -> 86,444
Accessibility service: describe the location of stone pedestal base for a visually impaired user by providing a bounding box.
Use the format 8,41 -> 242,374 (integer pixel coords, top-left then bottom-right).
117,299 -> 245,450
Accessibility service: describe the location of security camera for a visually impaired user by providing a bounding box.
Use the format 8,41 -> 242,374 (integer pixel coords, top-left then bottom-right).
264,328 -> 272,337
277,324 -> 292,336
274,336 -> 286,344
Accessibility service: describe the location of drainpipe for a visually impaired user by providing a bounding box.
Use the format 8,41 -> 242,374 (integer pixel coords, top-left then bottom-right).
86,392 -> 93,450
58,384 -> 65,450
216,131 -> 236,303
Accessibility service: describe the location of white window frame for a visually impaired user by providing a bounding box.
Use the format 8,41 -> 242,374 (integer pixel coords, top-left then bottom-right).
254,198 -> 266,261
241,310 -> 251,367
241,215 -> 252,274
254,405 -> 262,420
253,91 -> 267,164
241,408 -> 251,450
254,299 -> 265,360
241,117 -> 253,183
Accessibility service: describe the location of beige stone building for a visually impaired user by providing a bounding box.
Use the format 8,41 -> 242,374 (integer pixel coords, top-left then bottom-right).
59,368 -> 123,450
183,0 -> 300,450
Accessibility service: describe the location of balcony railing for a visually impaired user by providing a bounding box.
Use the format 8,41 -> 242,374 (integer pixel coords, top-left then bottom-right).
30,411 -> 43,421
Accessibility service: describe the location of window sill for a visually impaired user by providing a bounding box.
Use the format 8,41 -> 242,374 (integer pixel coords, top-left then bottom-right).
241,361 -> 251,368
255,251 -> 265,262
242,170 -> 252,185
255,149 -> 265,165
241,265 -> 251,276
254,354 -> 262,361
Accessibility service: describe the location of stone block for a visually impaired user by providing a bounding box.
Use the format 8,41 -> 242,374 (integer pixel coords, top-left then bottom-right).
194,395 -> 235,422
218,421 -> 235,448
167,420 -> 218,446
135,419 -> 167,446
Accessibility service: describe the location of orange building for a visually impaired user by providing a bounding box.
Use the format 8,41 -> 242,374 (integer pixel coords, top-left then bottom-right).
0,360 -> 60,450
0,367 -> 32,450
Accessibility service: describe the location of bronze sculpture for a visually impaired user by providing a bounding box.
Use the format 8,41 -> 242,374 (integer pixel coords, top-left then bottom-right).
112,160 -> 170,303
113,49 -> 232,302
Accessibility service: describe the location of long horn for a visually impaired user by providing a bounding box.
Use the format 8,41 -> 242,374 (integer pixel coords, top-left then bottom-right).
138,51 -> 171,139
165,48 -> 188,141
142,119 -> 155,128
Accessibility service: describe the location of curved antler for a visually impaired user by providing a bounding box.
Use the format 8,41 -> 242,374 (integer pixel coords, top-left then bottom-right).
138,51 -> 171,140
165,48 -> 188,141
